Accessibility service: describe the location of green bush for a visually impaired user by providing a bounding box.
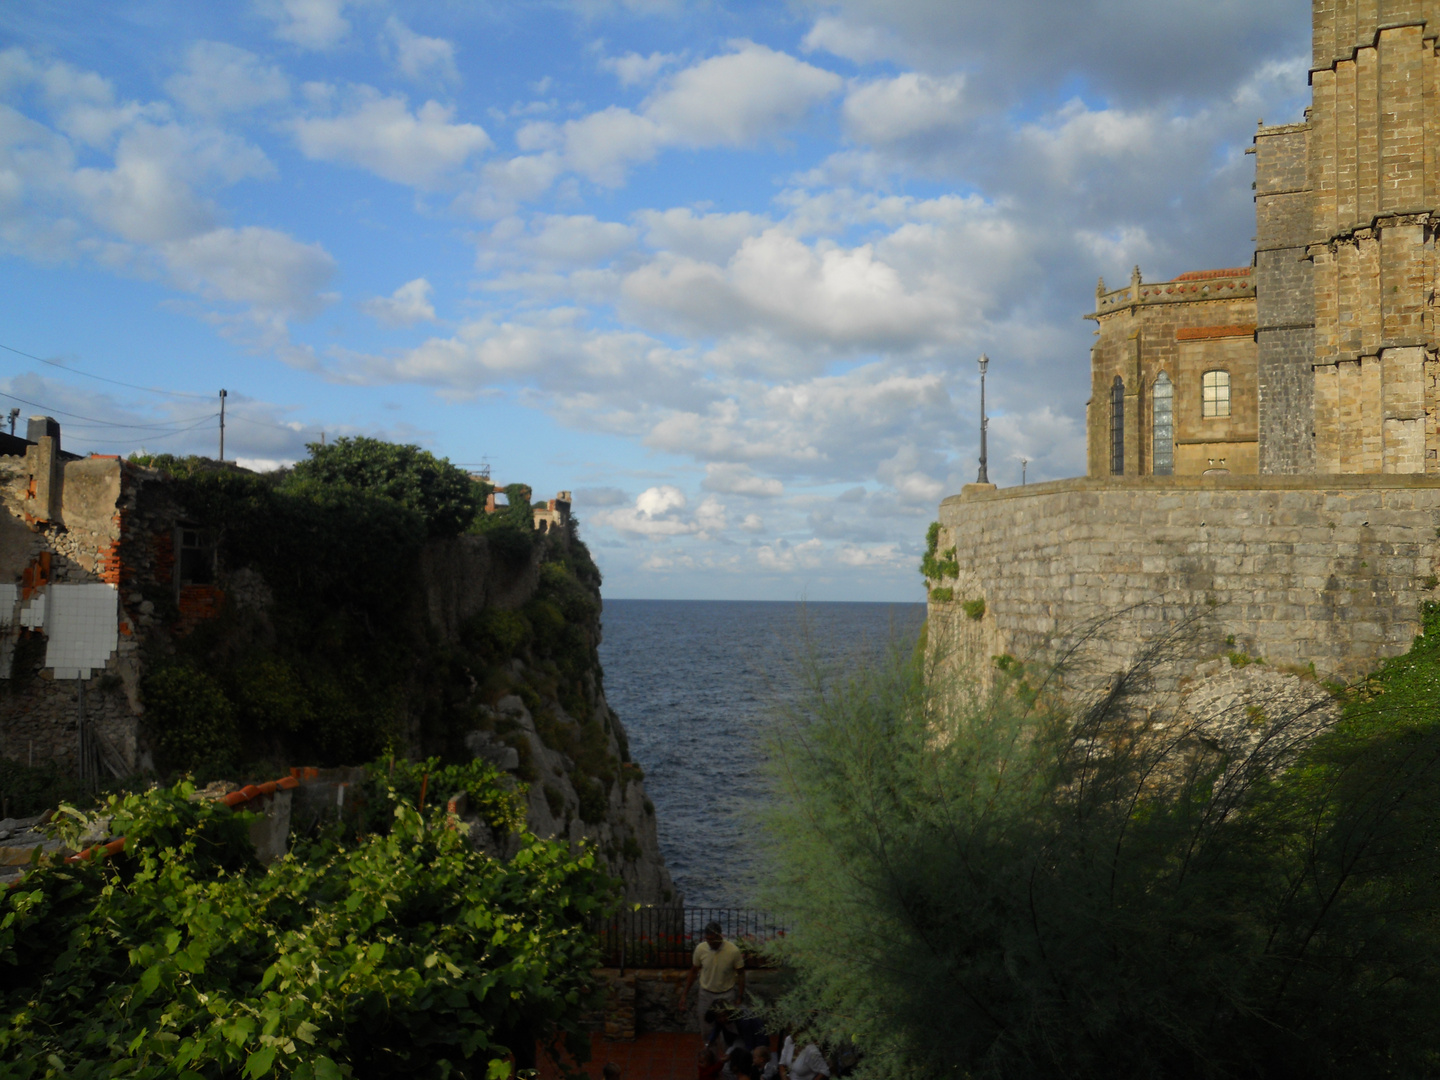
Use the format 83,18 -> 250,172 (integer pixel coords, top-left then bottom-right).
574,776 -> 607,824
289,436 -> 480,538
0,772 -> 617,1077
142,664 -> 240,775
961,597 -> 986,620
919,521 -> 959,581
765,617 -> 1440,1079
462,609 -> 532,658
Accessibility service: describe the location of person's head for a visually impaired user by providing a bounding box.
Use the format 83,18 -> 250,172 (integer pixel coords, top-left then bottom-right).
728,1046 -> 751,1075
699,1048 -> 716,1066
752,1047 -> 771,1067
704,920 -> 724,950
603,1063 -> 621,1080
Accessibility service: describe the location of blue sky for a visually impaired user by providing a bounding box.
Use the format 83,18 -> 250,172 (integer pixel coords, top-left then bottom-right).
0,0 -> 1311,600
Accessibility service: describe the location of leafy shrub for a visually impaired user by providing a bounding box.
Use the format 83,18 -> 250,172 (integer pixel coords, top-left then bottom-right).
961,597 -> 986,621
543,783 -> 565,817
141,664 -> 240,774
462,608 -> 532,658
288,436 -> 480,538
0,759 -> 92,819
928,587 -> 953,603
919,521 -> 959,581
0,772 -> 617,1077
575,776 -> 608,824
766,615 -> 1440,1080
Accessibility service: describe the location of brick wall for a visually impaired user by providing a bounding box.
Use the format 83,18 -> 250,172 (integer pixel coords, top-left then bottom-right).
931,475 -> 1440,689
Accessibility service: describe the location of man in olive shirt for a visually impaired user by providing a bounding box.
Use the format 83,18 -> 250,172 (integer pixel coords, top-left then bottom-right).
678,921 -> 746,1048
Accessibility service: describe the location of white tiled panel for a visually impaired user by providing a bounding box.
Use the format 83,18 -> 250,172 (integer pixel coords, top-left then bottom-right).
0,583 -> 17,628
20,590 -> 45,630
45,583 -> 119,681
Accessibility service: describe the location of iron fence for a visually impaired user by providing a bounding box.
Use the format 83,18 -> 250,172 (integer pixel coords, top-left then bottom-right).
596,906 -> 788,970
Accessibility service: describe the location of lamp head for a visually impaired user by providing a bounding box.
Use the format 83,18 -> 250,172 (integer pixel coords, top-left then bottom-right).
978,353 -> 989,375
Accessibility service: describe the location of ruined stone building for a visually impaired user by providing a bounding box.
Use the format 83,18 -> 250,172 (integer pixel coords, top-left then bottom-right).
933,1 -> 1440,693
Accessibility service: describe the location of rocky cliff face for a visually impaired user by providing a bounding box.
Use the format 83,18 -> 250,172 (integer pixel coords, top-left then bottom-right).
0,452 -> 675,902
417,531 -> 676,903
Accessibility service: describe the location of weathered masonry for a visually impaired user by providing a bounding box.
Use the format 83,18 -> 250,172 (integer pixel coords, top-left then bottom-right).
1085,0 -> 1440,481
942,1 -> 1440,686
934,476 -> 1440,687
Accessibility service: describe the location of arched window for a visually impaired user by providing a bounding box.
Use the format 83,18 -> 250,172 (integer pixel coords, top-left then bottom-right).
1202,370 -> 1231,417
1110,375 -> 1124,476
1152,372 -> 1173,476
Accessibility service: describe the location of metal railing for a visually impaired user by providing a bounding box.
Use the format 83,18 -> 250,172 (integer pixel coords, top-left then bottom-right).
596,906 -> 788,970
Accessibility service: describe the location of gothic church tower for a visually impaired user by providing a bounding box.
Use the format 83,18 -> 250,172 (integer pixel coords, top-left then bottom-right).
1301,0 -> 1440,473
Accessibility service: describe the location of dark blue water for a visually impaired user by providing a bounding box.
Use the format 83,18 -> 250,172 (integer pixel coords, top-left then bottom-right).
598,599 -> 927,908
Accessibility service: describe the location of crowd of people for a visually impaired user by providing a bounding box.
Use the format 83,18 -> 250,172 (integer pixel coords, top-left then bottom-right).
677,921 -> 854,1080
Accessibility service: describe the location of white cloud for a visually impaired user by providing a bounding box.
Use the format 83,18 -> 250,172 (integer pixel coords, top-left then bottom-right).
70,121 -> 271,243
595,485 -> 702,537
637,484 -> 686,516
703,462 -> 783,497
166,42 -> 289,116
256,0 -> 350,50
484,213 -> 637,268
636,207 -> 768,263
160,226 -> 337,320
475,42 -> 842,200
292,90 -> 491,187
801,16 -> 896,64
361,277 -> 436,326
644,42 -> 842,147
842,72 -> 969,146
384,17 -> 460,85
620,225 -> 963,352
600,50 -> 680,87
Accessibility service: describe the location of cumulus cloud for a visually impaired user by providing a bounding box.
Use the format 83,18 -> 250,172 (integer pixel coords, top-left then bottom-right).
645,42 -> 842,146
796,0 -> 1308,106
361,278 -> 436,326
256,0 -> 350,50
594,485 -> 700,537
0,49 -> 337,348
483,213 -> 637,269
703,462 -> 783,497
384,18 -> 460,84
478,42 -> 842,201
842,72 -> 970,146
166,42 -> 290,117
599,50 -> 680,87
292,90 -> 491,187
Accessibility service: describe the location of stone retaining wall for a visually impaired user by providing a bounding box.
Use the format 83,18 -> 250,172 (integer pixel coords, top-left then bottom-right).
932,475 -> 1440,688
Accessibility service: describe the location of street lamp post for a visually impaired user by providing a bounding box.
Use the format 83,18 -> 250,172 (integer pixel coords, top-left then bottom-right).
976,354 -> 990,484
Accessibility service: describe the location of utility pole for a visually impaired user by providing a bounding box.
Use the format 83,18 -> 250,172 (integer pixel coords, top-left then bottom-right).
1022,458 -> 1028,485
218,389 -> 227,462
976,354 -> 990,484
7,407 -> 17,435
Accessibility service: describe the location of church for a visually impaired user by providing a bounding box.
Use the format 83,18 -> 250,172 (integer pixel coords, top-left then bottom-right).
1085,3 -> 1440,481
932,1 -> 1440,689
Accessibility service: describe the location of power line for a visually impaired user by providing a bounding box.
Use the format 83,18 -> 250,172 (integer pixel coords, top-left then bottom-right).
0,389 -> 216,430
79,415 -> 226,447
0,341 -> 215,400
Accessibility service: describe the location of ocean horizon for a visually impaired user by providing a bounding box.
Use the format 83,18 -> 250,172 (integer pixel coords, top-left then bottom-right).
598,597 -> 927,909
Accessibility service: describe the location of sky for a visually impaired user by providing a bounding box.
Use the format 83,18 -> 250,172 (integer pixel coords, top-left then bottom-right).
0,0 -> 1312,601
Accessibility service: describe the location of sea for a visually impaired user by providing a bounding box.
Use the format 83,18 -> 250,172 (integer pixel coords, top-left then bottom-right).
598,599 -> 927,910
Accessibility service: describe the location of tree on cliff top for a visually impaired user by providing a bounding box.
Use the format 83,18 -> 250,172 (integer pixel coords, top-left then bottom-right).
290,436 -> 480,538
764,612 -> 1440,1080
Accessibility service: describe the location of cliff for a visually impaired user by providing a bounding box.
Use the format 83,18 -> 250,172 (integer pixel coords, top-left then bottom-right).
0,439 -> 675,902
